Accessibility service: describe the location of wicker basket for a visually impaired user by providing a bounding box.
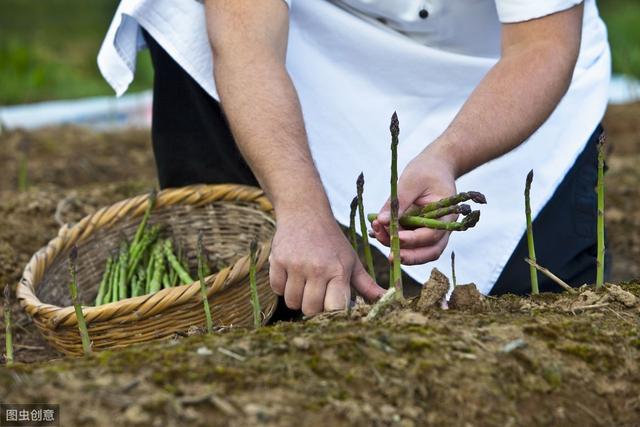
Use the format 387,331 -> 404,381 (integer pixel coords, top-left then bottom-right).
16,184 -> 278,356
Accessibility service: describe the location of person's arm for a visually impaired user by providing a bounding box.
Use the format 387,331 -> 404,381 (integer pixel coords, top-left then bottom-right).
372,3 -> 584,264
205,0 -> 384,314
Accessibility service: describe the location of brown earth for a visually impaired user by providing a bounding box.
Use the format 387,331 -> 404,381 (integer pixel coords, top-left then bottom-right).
0,105 -> 639,426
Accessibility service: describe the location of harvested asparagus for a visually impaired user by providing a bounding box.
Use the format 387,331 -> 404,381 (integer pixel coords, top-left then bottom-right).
524,170 -> 539,295
420,192 -> 486,214
127,225 -> 160,282
131,189 -> 157,251
117,242 -> 130,300
249,240 -> 262,329
357,173 -> 376,281
148,243 -> 166,294
422,204 -> 471,219
95,257 -> 113,306
4,284 -> 13,366
163,239 -> 194,284
68,247 -> 91,356
197,231 -> 214,334
596,133 -> 606,289
368,210 -> 480,231
348,196 -> 358,252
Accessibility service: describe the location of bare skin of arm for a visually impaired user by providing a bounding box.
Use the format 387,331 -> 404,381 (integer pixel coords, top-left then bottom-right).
205,0 -> 385,315
372,3 -> 585,264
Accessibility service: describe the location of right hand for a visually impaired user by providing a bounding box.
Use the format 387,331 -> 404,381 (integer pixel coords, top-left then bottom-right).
269,208 -> 385,316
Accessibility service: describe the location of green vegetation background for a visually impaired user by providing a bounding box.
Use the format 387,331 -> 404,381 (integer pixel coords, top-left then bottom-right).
0,0 -> 638,105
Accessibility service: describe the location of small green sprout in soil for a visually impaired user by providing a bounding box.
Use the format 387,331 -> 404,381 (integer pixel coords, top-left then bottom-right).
357,173 -> 376,282
3,284 -> 13,366
389,112 -> 402,295
348,196 -> 358,252
249,240 -> 262,329
597,132 -> 606,289
68,246 -> 92,356
197,230 -> 214,334
525,170 -> 539,295
451,252 -> 457,289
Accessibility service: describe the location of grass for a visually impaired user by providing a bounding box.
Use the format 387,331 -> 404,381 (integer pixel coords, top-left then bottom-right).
0,0 -> 153,105
599,0 -> 640,80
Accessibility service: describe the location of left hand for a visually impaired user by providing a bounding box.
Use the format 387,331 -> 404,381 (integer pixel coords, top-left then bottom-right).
371,144 -> 458,265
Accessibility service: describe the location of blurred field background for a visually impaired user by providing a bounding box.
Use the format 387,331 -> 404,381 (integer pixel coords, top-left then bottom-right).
0,0 -> 639,105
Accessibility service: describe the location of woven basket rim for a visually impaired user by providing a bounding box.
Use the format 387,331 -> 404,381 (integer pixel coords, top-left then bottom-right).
16,184 -> 275,327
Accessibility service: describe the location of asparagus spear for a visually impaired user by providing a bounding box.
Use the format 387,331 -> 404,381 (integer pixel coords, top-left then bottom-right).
525,170 -> 539,295
249,240 -> 262,329
389,112 -> 402,294
163,239 -> 194,284
596,133 -> 606,289
111,255 -> 120,303
356,173 -> 376,281
132,269 -> 146,297
127,225 -> 160,282
451,252 -> 457,289
117,242 -> 129,300
348,196 -> 358,252
4,285 -> 13,366
68,247 -> 91,356
422,204 -> 471,219
367,211 -> 480,231
162,272 -> 171,289
148,243 -> 166,294
420,192 -> 486,214
130,189 -> 157,253
197,231 -> 214,334
95,257 -> 113,306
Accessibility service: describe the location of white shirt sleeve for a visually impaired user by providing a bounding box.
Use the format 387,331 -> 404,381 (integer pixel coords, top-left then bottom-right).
495,0 -> 583,23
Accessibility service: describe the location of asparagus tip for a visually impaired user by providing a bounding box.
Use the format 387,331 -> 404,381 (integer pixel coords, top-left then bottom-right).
197,229 -> 204,252
350,196 -> 358,211
390,111 -> 399,136
468,191 -> 487,205
461,210 -> 481,229
526,170 -> 534,187
357,172 -> 364,190
459,204 -> 472,216
69,245 -> 78,264
451,251 -> 455,262
250,239 -> 258,258
149,188 -> 158,205
597,130 -> 607,149
3,284 -> 9,304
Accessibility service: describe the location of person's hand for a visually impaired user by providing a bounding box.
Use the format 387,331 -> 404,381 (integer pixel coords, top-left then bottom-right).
269,208 -> 385,316
371,145 -> 458,265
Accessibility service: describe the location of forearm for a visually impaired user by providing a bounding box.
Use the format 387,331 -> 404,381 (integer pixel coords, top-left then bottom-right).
427,5 -> 583,178
215,59 -> 332,216
205,0 -> 332,218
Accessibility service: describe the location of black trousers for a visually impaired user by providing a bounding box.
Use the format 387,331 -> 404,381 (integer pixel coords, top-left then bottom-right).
143,30 -> 609,297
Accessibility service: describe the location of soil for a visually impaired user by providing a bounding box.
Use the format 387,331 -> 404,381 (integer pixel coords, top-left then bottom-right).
0,105 -> 639,426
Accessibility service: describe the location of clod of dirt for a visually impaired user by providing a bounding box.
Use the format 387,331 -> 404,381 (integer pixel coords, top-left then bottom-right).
607,284 -> 638,307
448,283 -> 486,312
416,268 -> 450,312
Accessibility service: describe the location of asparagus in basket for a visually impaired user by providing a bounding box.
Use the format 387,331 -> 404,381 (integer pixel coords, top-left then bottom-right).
94,190 -> 195,306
